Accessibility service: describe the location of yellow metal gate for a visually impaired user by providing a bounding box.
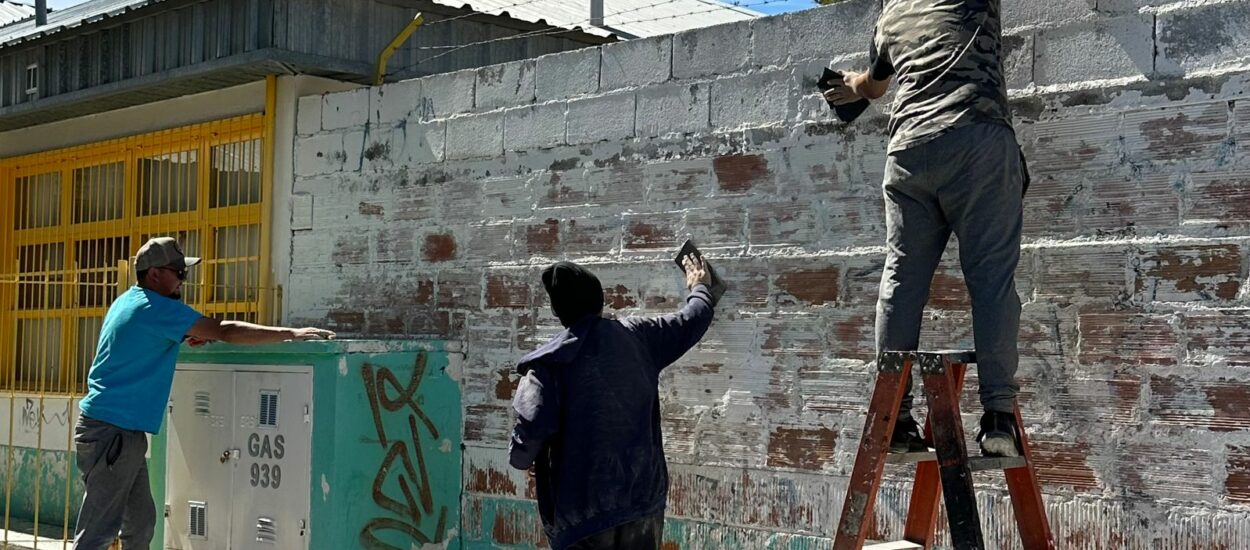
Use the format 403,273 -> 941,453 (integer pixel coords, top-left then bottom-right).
0,109 -> 275,545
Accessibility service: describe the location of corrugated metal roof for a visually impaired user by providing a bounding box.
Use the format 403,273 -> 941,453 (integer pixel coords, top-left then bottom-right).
0,0 -> 758,48
431,0 -> 760,38
0,1 -> 35,27
0,0 -> 169,47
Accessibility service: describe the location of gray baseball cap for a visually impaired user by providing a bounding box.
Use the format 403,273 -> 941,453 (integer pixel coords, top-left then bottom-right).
135,237 -> 201,271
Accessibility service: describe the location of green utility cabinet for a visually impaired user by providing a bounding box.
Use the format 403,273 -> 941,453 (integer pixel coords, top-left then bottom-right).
156,340 -> 463,550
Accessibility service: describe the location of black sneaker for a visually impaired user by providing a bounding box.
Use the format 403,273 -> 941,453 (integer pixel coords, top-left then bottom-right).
977,410 -> 1021,457
890,417 -> 928,453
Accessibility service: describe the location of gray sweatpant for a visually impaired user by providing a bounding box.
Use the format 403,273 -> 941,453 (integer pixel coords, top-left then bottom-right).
875,121 -> 1024,418
72,416 -> 155,550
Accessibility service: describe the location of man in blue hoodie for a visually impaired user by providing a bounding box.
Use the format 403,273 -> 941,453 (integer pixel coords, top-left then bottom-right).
508,258 -> 716,550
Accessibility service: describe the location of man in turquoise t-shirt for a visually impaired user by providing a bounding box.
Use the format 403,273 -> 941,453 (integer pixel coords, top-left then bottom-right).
73,237 -> 336,550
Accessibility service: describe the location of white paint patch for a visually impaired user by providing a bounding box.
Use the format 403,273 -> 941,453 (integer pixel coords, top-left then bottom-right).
321,474 -> 330,501
439,439 -> 453,453
338,356 -> 348,377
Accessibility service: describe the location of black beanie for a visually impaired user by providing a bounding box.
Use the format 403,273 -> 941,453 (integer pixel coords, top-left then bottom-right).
541,261 -> 605,328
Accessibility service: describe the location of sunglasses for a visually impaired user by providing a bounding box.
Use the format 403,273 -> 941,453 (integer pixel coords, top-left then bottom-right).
156,266 -> 188,281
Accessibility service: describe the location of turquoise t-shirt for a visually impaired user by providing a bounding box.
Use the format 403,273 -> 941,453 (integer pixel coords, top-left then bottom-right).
79,286 -> 203,434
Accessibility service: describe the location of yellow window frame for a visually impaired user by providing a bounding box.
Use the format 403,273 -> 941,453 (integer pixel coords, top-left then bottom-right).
0,111 -> 274,396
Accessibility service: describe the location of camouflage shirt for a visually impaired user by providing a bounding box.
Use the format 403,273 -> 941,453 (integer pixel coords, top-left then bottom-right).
871,0 -> 1013,152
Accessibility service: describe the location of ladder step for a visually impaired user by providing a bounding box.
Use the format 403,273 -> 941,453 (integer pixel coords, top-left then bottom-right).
886,451 -> 1027,471
865,542 -> 924,550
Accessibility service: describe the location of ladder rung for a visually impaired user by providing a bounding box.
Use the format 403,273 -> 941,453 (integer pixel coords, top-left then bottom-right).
885,451 -> 1027,471
865,542 -> 924,550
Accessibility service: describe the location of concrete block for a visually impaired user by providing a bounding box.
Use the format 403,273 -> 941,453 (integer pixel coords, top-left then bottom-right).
674,21 -> 752,80
567,93 -> 636,144
291,193 -> 314,231
504,102 -> 567,151
601,35 -> 672,90
753,0 -> 880,67
1003,32 -> 1036,90
341,130 -> 366,172
476,60 -> 537,110
536,49 -> 600,101
711,71 -> 795,131
637,82 -> 711,137
420,69 -> 477,119
361,125 -> 403,171
1157,1 -> 1250,77
1003,0 -> 1096,31
1034,14 -> 1155,86
294,132 -> 345,177
296,94 -> 322,135
372,79 -> 423,125
399,120 -> 446,165
447,111 -> 504,160
1096,0 -> 1177,14
322,88 -> 369,131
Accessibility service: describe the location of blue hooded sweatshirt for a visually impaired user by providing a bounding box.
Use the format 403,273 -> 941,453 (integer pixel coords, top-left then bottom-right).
508,284 -> 716,549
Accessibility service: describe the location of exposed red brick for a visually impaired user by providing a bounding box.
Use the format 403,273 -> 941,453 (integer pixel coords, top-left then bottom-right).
1022,174 -> 1080,237
766,426 -> 836,470
526,219 -> 560,254
358,201 -> 384,216
467,465 -> 518,496
495,368 -> 517,400
1227,445 -> 1250,504
1128,103 -> 1228,162
1188,171 -> 1250,223
1082,175 -> 1179,234
436,271 -> 482,309
1052,375 -> 1141,426
1184,311 -> 1250,367
1078,313 -> 1178,366
1204,383 -> 1250,432
1030,440 -> 1100,492
604,284 -> 637,309
774,267 -> 840,306
713,154 -> 769,193
1035,246 -> 1132,304
415,279 -> 434,305
376,228 -> 414,262
332,234 -> 368,265
538,171 -> 588,208
1146,377 -> 1249,431
485,274 -> 530,309
624,218 -> 678,250
423,233 -> 458,262
1136,244 -> 1241,301
491,506 -> 545,546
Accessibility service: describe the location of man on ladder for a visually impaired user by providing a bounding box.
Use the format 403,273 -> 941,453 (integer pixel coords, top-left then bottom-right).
825,0 -> 1028,458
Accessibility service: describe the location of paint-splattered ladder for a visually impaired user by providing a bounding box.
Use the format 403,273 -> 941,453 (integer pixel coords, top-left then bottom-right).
833,351 -> 1054,550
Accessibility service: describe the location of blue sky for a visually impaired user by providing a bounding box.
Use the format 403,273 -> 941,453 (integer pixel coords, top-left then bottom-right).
45,0 -> 814,15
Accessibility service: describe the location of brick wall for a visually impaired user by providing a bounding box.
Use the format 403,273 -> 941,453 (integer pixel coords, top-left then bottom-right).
288,0 -> 1250,547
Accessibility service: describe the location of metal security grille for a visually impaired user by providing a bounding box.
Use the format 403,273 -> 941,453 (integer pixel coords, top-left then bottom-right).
0,82 -> 277,547
0,113 -> 275,396
189,501 -> 207,539
259,391 -> 279,427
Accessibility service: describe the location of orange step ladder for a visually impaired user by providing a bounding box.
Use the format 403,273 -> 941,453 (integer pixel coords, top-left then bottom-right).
834,350 -> 1054,550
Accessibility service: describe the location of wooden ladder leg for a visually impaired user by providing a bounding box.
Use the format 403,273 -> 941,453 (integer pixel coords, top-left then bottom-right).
1004,402 -> 1055,550
920,355 -> 984,550
833,352 -> 914,550
903,362 -> 969,548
